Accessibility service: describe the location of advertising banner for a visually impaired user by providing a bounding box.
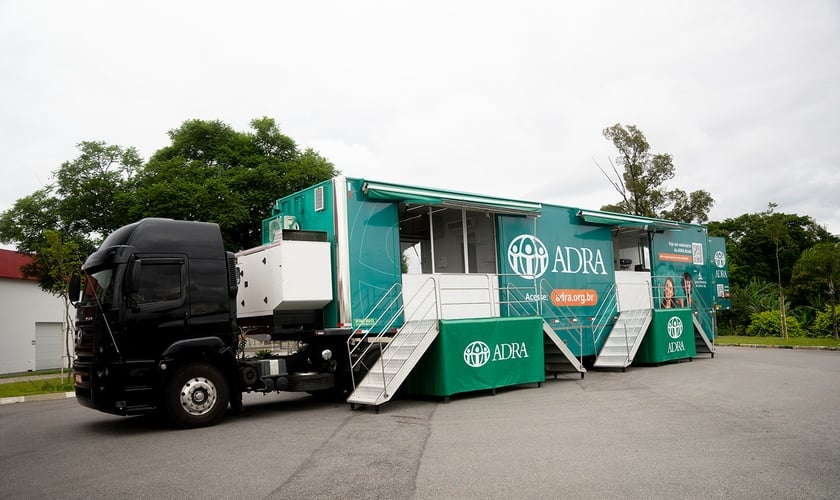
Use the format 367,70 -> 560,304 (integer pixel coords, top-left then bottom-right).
636,309 -> 696,363
650,228 -> 715,338
405,316 -> 544,397
708,236 -> 731,311
496,206 -> 615,356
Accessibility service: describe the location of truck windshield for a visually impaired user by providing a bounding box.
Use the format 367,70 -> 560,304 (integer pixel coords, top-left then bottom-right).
84,268 -> 116,308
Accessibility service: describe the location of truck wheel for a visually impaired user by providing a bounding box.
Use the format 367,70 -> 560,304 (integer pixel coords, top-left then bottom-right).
357,343 -> 382,377
165,363 -> 229,429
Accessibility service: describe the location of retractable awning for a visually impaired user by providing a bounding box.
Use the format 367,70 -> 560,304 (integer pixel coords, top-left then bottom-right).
576,209 -> 683,230
362,181 -> 542,216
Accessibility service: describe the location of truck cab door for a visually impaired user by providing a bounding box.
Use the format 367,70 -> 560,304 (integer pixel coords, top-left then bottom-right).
122,255 -> 189,359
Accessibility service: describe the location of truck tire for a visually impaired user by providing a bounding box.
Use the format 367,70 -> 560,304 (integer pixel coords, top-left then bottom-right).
356,343 -> 382,377
165,363 -> 229,429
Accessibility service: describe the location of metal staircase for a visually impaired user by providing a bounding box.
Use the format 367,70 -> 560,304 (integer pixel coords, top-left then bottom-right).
346,277 -> 441,411
347,319 -> 439,409
693,314 -> 715,358
593,308 -> 652,370
542,320 -> 586,379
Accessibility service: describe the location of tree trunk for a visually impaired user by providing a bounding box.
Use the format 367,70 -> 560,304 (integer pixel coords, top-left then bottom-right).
775,243 -> 788,339
830,279 -> 838,340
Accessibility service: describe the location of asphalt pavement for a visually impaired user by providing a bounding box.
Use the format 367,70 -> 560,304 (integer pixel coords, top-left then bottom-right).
1,345 -> 839,499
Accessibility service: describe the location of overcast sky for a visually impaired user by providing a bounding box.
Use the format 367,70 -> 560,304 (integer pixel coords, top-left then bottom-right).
1,1 -> 838,247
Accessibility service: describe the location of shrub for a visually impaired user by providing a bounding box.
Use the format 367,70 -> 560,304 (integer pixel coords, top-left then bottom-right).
812,306 -> 839,338
745,310 -> 806,337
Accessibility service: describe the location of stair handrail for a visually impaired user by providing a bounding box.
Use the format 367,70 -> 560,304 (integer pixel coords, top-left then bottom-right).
378,277 -> 439,398
501,280 -> 540,318
651,271 -> 715,341
347,282 -> 404,390
347,276 -> 440,396
688,284 -> 715,342
536,279 -> 585,362
591,283 -> 618,352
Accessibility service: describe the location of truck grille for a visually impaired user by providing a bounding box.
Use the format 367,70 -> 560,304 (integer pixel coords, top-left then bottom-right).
74,305 -> 97,359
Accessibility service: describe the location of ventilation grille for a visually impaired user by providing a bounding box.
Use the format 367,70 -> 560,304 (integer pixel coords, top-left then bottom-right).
226,252 -> 238,293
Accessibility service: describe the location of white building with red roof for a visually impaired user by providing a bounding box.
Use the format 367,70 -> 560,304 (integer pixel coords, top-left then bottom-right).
0,249 -> 66,374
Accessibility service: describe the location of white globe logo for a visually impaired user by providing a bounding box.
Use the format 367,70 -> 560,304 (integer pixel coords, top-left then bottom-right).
464,341 -> 491,368
507,235 -> 549,279
714,251 -> 726,268
667,316 -> 684,339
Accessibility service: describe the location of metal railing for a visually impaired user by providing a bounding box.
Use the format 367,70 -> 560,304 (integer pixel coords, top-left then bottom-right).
346,277 -> 441,396
590,284 -> 618,353
537,279 -> 585,361
500,278 -> 586,365
651,273 -> 716,339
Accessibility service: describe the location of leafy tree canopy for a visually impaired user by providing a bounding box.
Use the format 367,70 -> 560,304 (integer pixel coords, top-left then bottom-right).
0,116 -> 338,294
790,242 -> 840,338
598,123 -> 714,223
707,206 -> 837,291
133,117 -> 338,249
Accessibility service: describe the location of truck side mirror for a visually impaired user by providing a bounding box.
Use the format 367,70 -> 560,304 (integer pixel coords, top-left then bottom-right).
68,274 -> 81,305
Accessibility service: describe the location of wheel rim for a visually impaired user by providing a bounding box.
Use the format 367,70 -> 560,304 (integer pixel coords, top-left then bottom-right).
179,376 -> 217,416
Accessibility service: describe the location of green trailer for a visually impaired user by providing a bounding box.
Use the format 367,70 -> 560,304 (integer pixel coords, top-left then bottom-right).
262,176 -> 729,407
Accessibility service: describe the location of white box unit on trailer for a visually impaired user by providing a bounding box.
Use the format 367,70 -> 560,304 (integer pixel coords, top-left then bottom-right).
236,238 -> 333,318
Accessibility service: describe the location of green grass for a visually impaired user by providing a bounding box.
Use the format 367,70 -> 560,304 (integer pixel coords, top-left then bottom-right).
717,335 -> 840,348
0,369 -> 65,380
0,377 -> 74,398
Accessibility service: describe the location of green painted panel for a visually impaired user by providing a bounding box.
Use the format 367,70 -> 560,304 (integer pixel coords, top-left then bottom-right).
263,179 -> 341,327
651,228 -> 716,339
405,317 -> 545,397
346,179 -> 403,330
708,237 -> 731,311
636,309 -> 696,363
496,206 -> 615,357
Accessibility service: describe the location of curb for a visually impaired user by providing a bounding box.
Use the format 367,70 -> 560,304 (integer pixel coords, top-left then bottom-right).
0,392 -> 75,406
719,344 -> 840,351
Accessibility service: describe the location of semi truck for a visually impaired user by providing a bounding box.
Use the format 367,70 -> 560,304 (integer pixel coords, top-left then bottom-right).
70,217 -> 382,428
71,176 -> 730,428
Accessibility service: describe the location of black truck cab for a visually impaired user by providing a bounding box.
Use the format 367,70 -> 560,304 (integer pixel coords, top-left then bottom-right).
73,218 -> 239,424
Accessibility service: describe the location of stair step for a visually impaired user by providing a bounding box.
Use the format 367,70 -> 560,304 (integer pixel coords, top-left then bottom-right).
348,319 -> 441,407
594,309 -> 652,368
594,356 -> 627,367
541,322 -> 586,375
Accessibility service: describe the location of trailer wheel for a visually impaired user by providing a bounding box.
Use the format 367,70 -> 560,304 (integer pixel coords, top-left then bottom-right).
165,363 -> 229,429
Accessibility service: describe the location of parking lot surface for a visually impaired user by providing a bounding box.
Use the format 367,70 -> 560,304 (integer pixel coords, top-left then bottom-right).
1,346 -> 838,499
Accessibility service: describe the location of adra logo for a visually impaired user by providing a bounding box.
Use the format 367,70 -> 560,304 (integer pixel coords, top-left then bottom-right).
667,316 -> 684,339
507,234 -> 608,279
714,250 -> 726,268
463,341 -> 491,367
666,316 -> 687,354
463,340 -> 529,368
507,235 -> 549,279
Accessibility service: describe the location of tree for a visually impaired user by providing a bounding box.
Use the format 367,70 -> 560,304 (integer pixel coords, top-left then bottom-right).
707,209 -> 836,291
760,204 -> 792,338
0,188 -> 61,255
1,116 -> 338,298
54,141 -> 142,238
131,117 -> 338,250
790,242 -> 840,339
34,231 -> 84,373
597,123 -> 714,223
0,141 -> 140,257
708,207 -> 838,338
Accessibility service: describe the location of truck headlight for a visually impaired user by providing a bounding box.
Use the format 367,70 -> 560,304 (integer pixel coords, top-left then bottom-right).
321,349 -> 332,361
